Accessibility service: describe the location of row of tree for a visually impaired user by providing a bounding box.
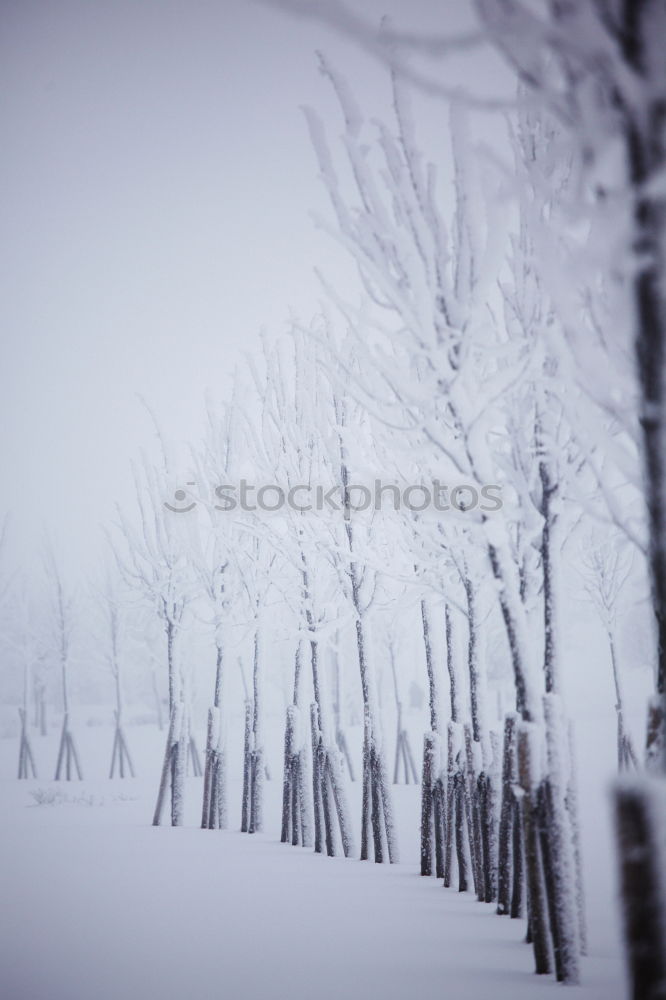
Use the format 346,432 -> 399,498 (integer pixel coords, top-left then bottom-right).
5,2 -> 666,992
268,2 -> 666,993
103,48 -> 652,984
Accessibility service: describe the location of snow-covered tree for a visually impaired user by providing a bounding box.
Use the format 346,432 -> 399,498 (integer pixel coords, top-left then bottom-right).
113,449 -> 197,825
95,569 -> 136,779
302,53 -> 586,977
44,545 -> 82,781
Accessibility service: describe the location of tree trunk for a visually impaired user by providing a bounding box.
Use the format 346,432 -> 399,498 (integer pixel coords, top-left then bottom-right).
614,776 -> 666,1000
17,707 -> 37,780
421,599 -> 439,734
171,705 -> 187,827
542,694 -> 580,982
281,705 -> 294,843
445,604 -> 460,723
311,701 -> 323,854
153,701 -> 183,826
517,724 -> 551,975
241,700 -> 252,833
249,629 -> 264,834
497,713 -> 518,915
539,451 -> 559,696
420,732 -> 435,876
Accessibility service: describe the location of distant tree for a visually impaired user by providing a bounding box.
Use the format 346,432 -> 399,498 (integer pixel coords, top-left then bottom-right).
96,568 -> 136,779
113,448 -> 197,825
580,534 -> 638,770
44,545 -> 82,781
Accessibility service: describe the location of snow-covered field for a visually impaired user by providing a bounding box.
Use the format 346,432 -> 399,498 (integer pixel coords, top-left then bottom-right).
0,709 -> 627,1000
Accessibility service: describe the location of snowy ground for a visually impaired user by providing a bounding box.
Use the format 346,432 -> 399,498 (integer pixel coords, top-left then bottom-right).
0,712 -> 628,1000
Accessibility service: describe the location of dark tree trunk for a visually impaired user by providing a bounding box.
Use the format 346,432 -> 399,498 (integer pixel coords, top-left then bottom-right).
615,778 -> 666,1000
613,14 -> 666,992
539,452 -> 558,695
311,701 -> 323,853
510,798 -> 524,920
443,722 -> 457,888
616,0 -> 666,752
281,705 -> 293,844
454,771 -> 468,893
497,713 -> 518,915
420,732 -> 434,876
518,726 -> 551,975
241,700 -> 252,833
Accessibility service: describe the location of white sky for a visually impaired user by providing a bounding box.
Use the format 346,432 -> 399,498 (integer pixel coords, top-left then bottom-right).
0,0 -> 509,576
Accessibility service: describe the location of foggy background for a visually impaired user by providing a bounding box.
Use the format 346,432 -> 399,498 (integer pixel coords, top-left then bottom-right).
0,0 -> 510,576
